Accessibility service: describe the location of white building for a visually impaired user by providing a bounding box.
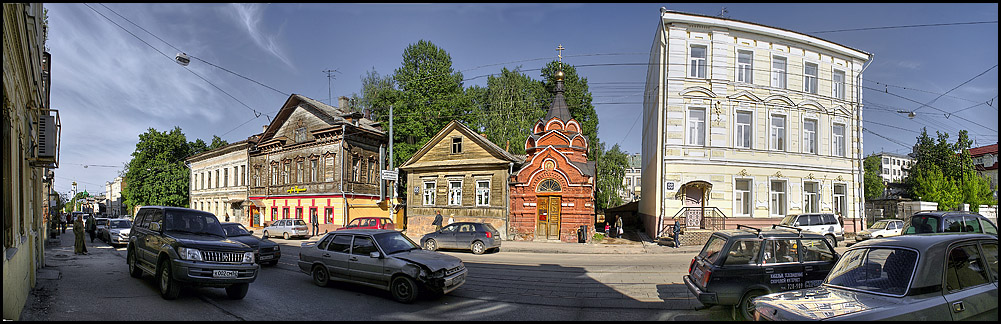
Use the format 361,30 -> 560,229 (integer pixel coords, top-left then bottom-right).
187,141 -> 250,225
104,176 -> 126,217
639,9 -> 871,240
874,152 -> 913,183
620,153 -> 642,202
970,143 -> 998,201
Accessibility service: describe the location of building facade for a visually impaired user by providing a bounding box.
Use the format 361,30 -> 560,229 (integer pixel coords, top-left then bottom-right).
620,153 -> 642,203
970,143 -> 998,201
187,141 -> 250,225
400,121 -> 523,240
874,152 -> 913,183
509,69 -> 597,242
247,94 -> 392,233
639,9 -> 871,240
3,3 -> 60,320
104,176 -> 126,218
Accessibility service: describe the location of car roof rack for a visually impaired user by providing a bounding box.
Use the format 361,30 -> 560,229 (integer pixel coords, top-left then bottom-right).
736,224 -> 763,238
771,224 -> 804,237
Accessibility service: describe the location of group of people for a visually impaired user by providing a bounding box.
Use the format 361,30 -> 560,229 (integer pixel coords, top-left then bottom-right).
603,215 -> 625,238
431,210 -> 454,231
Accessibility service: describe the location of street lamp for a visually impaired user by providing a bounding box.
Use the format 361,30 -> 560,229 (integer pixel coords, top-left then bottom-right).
895,110 -> 916,119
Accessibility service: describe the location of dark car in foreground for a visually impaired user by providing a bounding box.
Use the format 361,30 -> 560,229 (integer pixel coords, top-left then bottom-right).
902,211 -> 998,236
684,225 -> 839,320
298,229 -> 467,303
420,222 -> 501,255
753,233 -> 998,321
127,206 -> 259,300
221,223 -> 281,266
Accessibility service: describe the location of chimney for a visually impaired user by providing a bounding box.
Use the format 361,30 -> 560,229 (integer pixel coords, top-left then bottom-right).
262,125 -> 268,133
338,96 -> 350,111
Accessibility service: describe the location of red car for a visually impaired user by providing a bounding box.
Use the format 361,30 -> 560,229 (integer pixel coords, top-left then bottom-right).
337,217 -> 395,231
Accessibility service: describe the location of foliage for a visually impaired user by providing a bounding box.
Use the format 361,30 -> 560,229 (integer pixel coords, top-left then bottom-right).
863,154 -> 885,199
473,67 -> 548,155
595,142 -> 629,210
540,61 -> 600,160
122,127 -> 194,213
910,164 -> 961,210
905,128 -> 994,210
350,67 -> 400,121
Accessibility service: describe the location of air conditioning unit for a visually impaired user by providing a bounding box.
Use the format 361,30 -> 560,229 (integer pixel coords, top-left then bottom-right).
38,114 -> 56,158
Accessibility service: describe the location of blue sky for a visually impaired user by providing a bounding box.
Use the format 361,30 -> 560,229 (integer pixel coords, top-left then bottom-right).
45,3 -> 998,197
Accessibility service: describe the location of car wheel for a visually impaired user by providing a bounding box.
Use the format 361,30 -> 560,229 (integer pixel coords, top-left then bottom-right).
876,235 -> 882,238
158,260 -> 181,300
225,283 -> 249,299
423,239 -> 438,251
128,248 -> 143,278
283,232 -> 290,240
390,275 -> 418,304
825,234 -> 837,247
738,290 -> 766,321
312,265 -> 330,287
471,241 -> 485,255
263,231 -> 270,239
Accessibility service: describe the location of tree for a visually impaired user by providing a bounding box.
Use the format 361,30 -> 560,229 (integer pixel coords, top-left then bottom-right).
475,67 -> 548,155
122,127 -> 194,213
540,61 -> 600,160
594,142 -> 629,210
911,164 -> 961,210
350,67 -> 400,121
863,154 -> 885,200
905,128 -> 993,210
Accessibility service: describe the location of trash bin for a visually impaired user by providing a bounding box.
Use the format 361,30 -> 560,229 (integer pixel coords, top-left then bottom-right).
577,225 -> 588,243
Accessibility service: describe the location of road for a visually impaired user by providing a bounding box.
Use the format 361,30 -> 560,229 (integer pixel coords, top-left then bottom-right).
24,229 -> 747,321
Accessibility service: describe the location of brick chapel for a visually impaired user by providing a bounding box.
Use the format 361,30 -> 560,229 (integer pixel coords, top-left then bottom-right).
509,54 -> 596,242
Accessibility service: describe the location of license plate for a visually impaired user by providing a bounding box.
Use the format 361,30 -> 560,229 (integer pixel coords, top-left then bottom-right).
213,270 -> 238,278
692,267 -> 704,284
447,274 -> 465,286
259,255 -> 273,260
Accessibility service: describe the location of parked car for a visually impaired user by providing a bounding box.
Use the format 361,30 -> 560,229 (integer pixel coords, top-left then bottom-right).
902,211 -> 998,236
221,222 -> 281,266
855,219 -> 904,243
103,219 -> 133,247
126,206 -> 258,300
337,217 -> 396,231
297,229 -> 467,303
420,222 -> 501,255
262,218 -> 310,239
94,217 -> 110,240
684,224 -> 839,320
779,213 -> 845,247
753,233 -> 998,321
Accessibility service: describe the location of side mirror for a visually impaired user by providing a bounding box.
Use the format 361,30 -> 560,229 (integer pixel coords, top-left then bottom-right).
793,222 -> 800,226
369,251 -> 381,259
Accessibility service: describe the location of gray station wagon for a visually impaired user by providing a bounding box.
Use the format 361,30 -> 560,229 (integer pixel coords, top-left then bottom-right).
902,211 -> 998,236
753,233 -> 998,321
297,229 -> 467,303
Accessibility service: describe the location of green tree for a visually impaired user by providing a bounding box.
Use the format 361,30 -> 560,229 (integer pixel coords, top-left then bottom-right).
959,170 -> 994,212
911,164 -> 961,210
350,67 -> 400,121
476,67 -> 548,155
540,61 -> 599,160
209,135 -> 228,150
122,127 -> 194,213
594,142 -> 630,210
906,128 -> 993,210
863,154 -> 885,200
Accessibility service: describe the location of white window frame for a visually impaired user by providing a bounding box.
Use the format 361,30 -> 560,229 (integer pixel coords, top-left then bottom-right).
803,181 -> 820,213
448,180 -> 463,206
734,178 -> 753,217
475,180 -> 490,206
423,181 -> 436,206
736,49 -> 753,84
686,106 -> 707,146
770,179 -> 787,217
832,69 -> 846,100
832,123 -> 846,157
771,55 -> 787,89
803,118 -> 818,154
735,110 -> 753,149
770,113 -> 787,151
689,44 -> 708,79
833,183 -> 847,218
804,61 -> 819,94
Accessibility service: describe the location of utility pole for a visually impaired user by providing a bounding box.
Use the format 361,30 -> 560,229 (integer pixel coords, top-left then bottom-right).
322,69 -> 341,106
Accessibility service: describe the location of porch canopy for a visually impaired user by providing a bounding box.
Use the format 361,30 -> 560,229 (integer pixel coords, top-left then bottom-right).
674,180 -> 713,201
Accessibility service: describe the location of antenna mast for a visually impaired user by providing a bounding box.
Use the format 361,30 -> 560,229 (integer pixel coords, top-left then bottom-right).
322,69 -> 341,106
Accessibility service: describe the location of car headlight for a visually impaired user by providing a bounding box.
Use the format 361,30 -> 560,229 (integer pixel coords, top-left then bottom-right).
178,247 -> 203,261
243,252 -> 255,263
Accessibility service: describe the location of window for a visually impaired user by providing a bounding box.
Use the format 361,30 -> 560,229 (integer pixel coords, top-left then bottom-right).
737,50 -> 753,83
368,158 -> 375,184
452,137 -> 463,154
882,157 -> 890,165
982,243 -> 999,281
476,180 -> 490,206
448,180 -> 462,206
271,164 -> 278,186
324,155 -> 335,182
803,119 -> 817,154
770,180 -> 786,217
309,208 -> 317,223
833,184 -> 847,217
224,168 -> 229,187
945,245 -> 990,291
201,172 -> 205,189
353,156 -> 360,182
216,170 -> 220,188
804,62 -> 818,94
883,168 -> 889,175
735,111 -> 752,149
690,45 -> 707,78
327,235 -> 351,253
423,181 -> 436,206
833,69 -> 846,99
296,160 -> 304,183
208,171 -> 212,189
282,208 -> 290,219
801,238 -> 836,263
724,240 -> 762,265
827,248 -> 917,296
833,124 -> 846,157
283,162 -> 290,185
351,236 -> 378,256
309,159 -> 317,183
735,179 -> 752,217
770,115 -> 786,151
771,56 -> 787,89
687,108 -> 706,146
324,208 -> 333,224
763,239 -> 799,264
804,182 -> 820,213
295,125 -> 307,143
295,207 -> 303,219
240,165 -> 245,186
270,207 -> 277,221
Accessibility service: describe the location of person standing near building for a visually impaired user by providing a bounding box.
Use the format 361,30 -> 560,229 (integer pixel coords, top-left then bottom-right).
448,214 -> 455,225
311,213 -> 319,237
73,216 -> 88,255
615,215 -> 623,238
86,214 -> 97,243
432,210 -> 443,231
672,220 -> 682,248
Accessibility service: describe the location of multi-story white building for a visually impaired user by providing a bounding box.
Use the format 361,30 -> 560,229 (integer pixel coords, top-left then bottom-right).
874,152 -> 913,183
104,176 -> 126,217
639,9 -> 871,240
620,153 -> 642,202
187,140 -> 250,225
970,143 -> 998,201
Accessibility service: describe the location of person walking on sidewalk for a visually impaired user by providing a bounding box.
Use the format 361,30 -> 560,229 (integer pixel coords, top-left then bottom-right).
86,214 -> 97,243
672,220 -> 682,248
73,216 -> 88,255
310,213 -> 319,237
432,211 -> 443,231
615,215 -> 623,238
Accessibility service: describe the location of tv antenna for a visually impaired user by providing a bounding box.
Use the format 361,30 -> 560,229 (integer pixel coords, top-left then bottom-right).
322,69 -> 341,106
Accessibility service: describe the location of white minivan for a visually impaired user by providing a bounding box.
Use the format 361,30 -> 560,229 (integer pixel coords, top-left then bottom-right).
778,213 -> 844,247
262,219 -> 310,239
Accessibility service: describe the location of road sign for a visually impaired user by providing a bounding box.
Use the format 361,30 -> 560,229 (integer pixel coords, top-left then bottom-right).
381,170 -> 398,181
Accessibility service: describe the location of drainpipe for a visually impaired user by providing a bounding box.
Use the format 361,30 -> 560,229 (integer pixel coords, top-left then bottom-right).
854,54 -> 873,234
340,123 -> 348,227
507,161 -> 514,240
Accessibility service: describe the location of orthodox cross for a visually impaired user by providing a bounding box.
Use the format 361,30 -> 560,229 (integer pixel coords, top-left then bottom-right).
556,44 -> 565,69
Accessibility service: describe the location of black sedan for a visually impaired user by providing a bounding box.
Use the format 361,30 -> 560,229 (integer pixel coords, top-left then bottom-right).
420,222 -> 501,255
221,223 -> 281,266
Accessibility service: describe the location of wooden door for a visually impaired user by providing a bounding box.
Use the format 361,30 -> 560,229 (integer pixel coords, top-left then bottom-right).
685,187 -> 703,228
548,196 -> 561,240
536,196 -> 562,240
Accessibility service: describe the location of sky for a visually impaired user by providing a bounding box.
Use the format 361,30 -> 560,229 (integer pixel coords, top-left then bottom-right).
45,3 -> 998,197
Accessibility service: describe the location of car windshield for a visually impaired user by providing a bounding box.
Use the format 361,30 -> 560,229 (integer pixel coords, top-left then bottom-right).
109,220 -> 132,229
870,220 -> 889,229
779,215 -> 797,225
222,224 -> 251,236
97,219 -> 109,226
825,247 -> 917,296
373,232 -> 421,255
164,210 -> 226,237
699,235 -> 728,264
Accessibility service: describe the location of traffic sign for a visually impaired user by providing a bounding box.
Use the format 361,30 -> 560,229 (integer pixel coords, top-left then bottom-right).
381,170 -> 398,181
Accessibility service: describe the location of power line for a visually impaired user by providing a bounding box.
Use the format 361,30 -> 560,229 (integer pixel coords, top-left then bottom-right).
861,85 -> 997,133
809,20 -> 998,34
911,64 -> 997,113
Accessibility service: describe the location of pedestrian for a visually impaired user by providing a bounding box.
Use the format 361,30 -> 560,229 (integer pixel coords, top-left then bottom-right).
225,213 -> 231,222
310,213 -> 319,237
672,220 -> 682,248
432,210 -> 443,231
448,214 -> 455,225
73,216 -> 88,255
64,213 -> 72,234
86,215 -> 97,243
615,215 -> 624,238
604,222 -> 610,235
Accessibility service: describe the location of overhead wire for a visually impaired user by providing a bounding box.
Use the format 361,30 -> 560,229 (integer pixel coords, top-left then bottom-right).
809,20 -> 998,34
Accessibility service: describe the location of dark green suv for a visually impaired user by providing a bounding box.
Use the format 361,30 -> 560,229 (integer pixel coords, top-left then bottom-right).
684,225 -> 839,320
127,206 -> 259,300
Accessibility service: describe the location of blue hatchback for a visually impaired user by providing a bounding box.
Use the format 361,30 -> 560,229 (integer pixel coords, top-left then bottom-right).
421,222 -> 501,254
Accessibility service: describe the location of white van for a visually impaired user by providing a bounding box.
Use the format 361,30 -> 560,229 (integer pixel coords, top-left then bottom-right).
778,213 -> 844,247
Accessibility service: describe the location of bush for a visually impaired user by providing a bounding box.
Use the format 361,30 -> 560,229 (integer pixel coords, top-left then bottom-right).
592,233 -> 605,240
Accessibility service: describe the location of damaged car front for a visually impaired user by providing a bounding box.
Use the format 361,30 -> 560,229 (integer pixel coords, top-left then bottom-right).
373,231 -> 468,299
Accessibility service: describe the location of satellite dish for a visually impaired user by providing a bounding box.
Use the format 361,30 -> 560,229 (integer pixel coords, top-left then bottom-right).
175,53 -> 190,66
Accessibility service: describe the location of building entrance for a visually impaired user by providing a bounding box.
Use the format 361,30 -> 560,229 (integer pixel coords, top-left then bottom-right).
536,196 -> 561,240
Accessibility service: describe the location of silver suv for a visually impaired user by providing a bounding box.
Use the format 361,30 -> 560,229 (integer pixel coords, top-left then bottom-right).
778,213 -> 844,247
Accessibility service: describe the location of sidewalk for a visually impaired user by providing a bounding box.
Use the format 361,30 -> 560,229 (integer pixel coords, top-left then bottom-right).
498,230 -> 703,254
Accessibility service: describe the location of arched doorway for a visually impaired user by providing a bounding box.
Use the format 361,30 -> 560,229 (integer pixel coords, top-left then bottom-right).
675,180 -> 712,229
536,178 -> 562,240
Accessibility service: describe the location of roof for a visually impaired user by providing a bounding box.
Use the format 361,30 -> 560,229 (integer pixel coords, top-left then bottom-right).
714,227 -> 828,240
543,78 -> 573,123
400,120 -> 522,169
325,228 -> 397,235
258,93 -> 384,144
570,160 -> 596,177
969,143 -> 998,157
847,233 -> 997,290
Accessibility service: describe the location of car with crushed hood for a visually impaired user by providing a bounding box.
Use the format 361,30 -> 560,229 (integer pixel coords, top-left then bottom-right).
298,229 -> 467,303
752,233 -> 998,321
221,222 -> 281,266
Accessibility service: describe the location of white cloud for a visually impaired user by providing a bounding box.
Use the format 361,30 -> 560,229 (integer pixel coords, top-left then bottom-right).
228,3 -> 295,70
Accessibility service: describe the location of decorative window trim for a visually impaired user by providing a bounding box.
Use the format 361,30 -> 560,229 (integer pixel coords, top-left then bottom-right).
475,180 -> 491,206
802,117 -> 819,155
733,177 -> 753,217
734,109 -> 754,149
685,106 -> 708,147
423,181 -> 436,206
447,180 -> 463,206
689,43 -> 709,79
736,49 -> 754,84
769,179 -> 787,217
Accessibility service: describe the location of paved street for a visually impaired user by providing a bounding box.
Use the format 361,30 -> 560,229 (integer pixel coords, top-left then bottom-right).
22,228 -> 754,321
